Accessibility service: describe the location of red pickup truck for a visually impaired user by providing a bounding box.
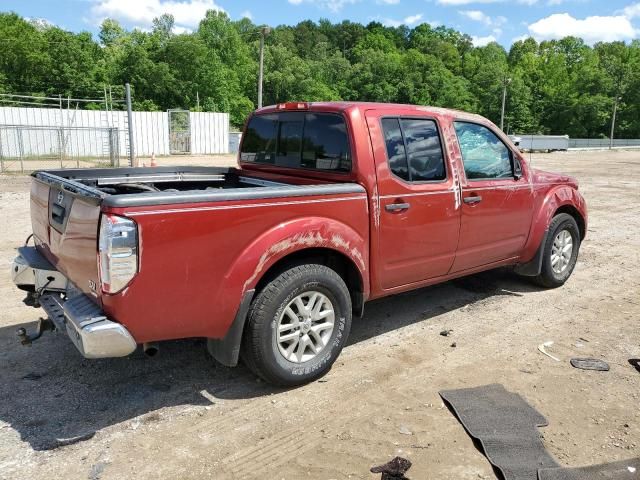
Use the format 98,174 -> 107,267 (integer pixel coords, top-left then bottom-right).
12,102 -> 587,386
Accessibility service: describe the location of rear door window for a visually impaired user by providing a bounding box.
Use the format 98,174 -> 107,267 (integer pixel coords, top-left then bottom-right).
381,118 -> 409,181
380,117 -> 446,182
241,112 -> 351,172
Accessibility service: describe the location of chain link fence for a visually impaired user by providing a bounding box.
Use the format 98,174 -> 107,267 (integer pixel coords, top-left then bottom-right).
0,125 -> 121,172
0,89 -> 130,173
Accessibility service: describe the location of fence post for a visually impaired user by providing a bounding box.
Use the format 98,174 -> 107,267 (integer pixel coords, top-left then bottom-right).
0,128 -> 4,173
58,127 -> 64,167
125,83 -> 135,167
109,128 -> 117,167
17,128 -> 24,173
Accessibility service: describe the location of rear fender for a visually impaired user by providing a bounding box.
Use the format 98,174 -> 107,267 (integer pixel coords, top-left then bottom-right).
231,217 -> 368,296
216,218 -> 368,322
208,218 -> 368,367
520,185 -> 587,264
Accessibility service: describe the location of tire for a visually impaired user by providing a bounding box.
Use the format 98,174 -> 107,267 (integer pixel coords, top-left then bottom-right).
241,264 -> 352,387
533,213 -> 581,288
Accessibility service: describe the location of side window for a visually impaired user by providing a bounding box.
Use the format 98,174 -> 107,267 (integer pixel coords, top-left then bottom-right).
381,118 -> 409,181
381,117 -> 445,182
454,122 -> 513,180
400,119 -> 446,181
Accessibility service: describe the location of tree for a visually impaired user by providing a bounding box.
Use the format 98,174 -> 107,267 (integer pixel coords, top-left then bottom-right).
0,12 -> 638,135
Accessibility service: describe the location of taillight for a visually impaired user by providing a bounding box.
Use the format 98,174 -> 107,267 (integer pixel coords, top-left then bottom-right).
98,214 -> 138,294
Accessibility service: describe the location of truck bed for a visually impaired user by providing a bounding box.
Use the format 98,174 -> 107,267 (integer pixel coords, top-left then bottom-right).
34,166 -> 360,208
29,165 -> 368,343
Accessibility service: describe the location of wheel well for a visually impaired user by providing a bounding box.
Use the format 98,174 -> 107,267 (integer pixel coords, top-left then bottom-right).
253,248 -> 365,316
554,205 -> 585,239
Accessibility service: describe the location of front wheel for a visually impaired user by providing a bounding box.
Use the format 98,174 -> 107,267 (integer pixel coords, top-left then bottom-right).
241,264 -> 352,386
533,213 -> 581,288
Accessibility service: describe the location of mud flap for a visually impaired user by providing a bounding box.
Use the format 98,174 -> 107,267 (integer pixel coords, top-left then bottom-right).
207,289 -> 255,367
514,229 -> 549,277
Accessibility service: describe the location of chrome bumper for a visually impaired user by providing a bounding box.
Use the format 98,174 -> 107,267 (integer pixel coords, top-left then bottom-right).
12,246 -> 137,359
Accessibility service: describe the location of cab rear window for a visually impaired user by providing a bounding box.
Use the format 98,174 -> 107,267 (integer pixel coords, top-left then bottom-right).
240,112 -> 351,172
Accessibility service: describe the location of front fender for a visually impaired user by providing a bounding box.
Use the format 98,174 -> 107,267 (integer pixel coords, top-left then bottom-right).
520,185 -> 587,263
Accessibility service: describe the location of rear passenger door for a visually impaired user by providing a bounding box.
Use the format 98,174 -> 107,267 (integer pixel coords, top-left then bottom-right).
367,114 -> 460,290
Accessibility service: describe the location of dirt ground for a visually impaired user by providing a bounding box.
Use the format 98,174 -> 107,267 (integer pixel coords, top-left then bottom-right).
0,150 -> 638,480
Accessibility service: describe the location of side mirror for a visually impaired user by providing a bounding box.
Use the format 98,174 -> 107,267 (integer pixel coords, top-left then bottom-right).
513,159 -> 523,180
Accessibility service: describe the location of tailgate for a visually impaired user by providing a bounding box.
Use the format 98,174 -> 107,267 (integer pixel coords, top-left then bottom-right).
30,173 -> 104,301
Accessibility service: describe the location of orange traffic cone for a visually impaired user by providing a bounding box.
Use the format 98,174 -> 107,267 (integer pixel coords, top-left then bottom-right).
150,153 -> 158,167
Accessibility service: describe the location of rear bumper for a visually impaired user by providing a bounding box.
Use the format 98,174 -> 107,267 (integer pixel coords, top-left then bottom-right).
12,246 -> 137,359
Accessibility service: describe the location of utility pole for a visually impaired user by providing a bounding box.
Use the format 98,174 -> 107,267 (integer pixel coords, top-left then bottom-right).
257,26 -> 271,109
609,96 -> 621,150
500,76 -> 512,132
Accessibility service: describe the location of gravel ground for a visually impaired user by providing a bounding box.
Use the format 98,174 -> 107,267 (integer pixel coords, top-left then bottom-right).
0,150 -> 638,480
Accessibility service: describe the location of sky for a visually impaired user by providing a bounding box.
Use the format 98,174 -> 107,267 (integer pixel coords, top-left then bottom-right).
2,0 -> 639,47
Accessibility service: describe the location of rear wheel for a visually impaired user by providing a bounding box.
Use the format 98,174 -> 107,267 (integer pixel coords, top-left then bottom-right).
241,264 -> 352,386
533,213 -> 580,288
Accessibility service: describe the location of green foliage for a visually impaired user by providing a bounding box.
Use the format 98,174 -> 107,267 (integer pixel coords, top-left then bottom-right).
0,11 -> 639,135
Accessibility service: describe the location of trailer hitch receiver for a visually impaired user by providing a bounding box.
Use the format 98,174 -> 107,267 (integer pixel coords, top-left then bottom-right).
17,318 -> 55,346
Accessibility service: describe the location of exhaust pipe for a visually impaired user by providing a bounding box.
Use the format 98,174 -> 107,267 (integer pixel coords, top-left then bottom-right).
143,342 -> 159,357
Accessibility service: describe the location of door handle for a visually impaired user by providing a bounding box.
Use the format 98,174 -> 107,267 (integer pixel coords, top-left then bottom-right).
463,195 -> 482,205
385,202 -> 410,212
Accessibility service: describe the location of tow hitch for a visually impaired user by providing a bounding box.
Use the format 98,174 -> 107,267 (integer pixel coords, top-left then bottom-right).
16,317 -> 55,346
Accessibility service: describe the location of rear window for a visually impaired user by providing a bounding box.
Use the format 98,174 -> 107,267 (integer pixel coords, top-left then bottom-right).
240,112 -> 351,172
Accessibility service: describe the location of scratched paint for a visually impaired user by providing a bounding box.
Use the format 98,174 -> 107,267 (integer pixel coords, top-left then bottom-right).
243,231 -> 365,293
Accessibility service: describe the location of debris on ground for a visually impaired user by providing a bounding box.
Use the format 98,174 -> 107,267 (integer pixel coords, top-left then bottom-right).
371,456 -> 412,480
629,359 -> 640,373
570,358 -> 610,371
538,341 -> 560,362
398,425 -> 412,435
440,329 -> 453,337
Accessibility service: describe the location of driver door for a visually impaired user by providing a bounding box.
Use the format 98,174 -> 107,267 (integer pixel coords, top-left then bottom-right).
451,121 -> 534,272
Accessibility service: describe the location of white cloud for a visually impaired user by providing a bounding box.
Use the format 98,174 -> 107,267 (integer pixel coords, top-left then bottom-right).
622,2 -> 640,18
459,10 -> 492,25
438,0 -> 538,5
381,13 -> 424,27
377,0 -> 400,4
91,0 -> 224,28
240,10 -> 253,20
438,0 -> 500,4
404,14 -> 423,24
25,17 -> 56,29
459,9 -> 506,29
527,13 -> 638,43
286,0 -> 358,13
472,34 -> 497,46
512,34 -> 530,43
172,25 -> 192,34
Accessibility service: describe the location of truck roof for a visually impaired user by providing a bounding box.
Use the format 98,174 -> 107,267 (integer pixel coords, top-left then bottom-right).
255,101 -> 488,124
